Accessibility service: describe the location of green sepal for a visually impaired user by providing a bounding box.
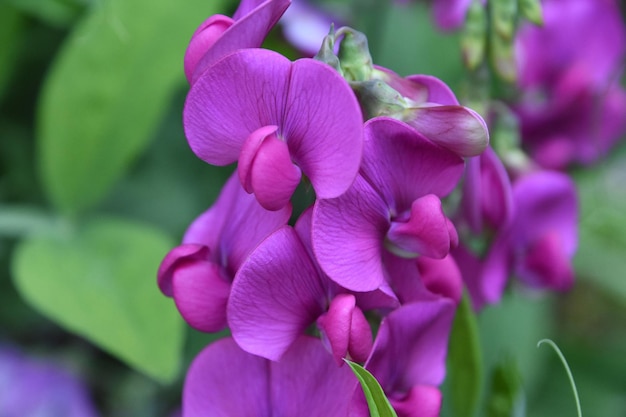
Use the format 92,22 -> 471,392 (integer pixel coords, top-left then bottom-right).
345,359 -> 398,417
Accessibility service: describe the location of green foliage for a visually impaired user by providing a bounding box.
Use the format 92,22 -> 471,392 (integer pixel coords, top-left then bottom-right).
5,0 -> 88,28
345,359 -> 398,417
12,216 -> 184,383
574,146 -> 626,305
0,3 -> 23,100
37,0 -> 227,215
486,357 -> 525,417
446,294 -> 483,417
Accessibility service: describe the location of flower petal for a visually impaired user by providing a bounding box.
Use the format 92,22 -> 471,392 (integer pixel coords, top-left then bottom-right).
190,0 -> 291,83
184,49 -> 291,165
228,226 -> 326,360
313,175 -> 390,292
404,105 -> 489,157
284,58 -> 364,199
183,15 -> 234,83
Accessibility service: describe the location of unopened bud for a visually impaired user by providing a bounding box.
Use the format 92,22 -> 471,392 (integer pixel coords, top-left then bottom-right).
490,0 -> 517,40
461,0 -> 487,70
314,25 -> 343,75
350,80 -> 407,120
519,0 -> 543,26
490,31 -> 517,82
336,27 -> 374,82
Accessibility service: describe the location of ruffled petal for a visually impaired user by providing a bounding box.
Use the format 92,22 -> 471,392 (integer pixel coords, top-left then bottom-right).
228,226 -> 326,360
386,194 -> 455,259
190,0 -> 291,83
171,260 -> 231,332
184,49 -> 291,165
184,337 -> 269,416
403,105 -> 489,157
313,175 -> 390,292
284,58 -> 364,199
361,118 -> 465,212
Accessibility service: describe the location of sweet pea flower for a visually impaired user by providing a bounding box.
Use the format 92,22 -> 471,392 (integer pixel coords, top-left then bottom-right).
313,117 -> 464,292
228,208 -> 398,363
184,48 -> 363,211
514,0 -> 626,169
351,299 -> 456,417
183,336 -> 358,417
459,171 -> 578,309
157,172 -> 291,332
0,346 -> 99,417
184,0 -> 291,83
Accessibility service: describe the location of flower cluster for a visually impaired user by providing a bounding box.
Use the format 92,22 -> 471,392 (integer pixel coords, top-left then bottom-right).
157,0 -> 593,415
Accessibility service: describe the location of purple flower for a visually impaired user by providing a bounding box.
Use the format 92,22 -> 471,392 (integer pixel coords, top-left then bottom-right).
354,299 -> 456,417
228,208 -> 398,362
183,336 -> 358,417
0,346 -> 99,417
184,0 -> 291,83
157,172 -> 291,332
280,0 -> 343,56
514,0 -> 626,169
458,171 -> 578,309
313,117 -> 464,292
184,48 -> 363,210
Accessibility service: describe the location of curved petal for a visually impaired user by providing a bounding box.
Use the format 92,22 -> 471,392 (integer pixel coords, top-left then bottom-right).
406,74 -> 459,105
404,105 -> 489,157
171,261 -> 231,332
190,0 -> 292,83
228,226 -> 326,360
386,194 -> 454,259
313,175 -> 390,292
417,254 -> 463,304
391,385 -> 442,417
285,58 -> 364,199
184,49 -> 291,165
184,337 -> 269,417
433,0 -> 473,31
361,118 -> 465,211
183,172 -> 291,274
157,244 -> 208,296
365,299 -> 456,393
184,15 -> 233,83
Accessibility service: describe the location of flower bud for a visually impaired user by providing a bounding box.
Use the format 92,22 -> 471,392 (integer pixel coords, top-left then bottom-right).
350,79 -> 407,119
490,0 -> 517,40
519,0 -> 543,26
461,0 -> 487,70
314,25 -> 343,75
336,27 -> 374,82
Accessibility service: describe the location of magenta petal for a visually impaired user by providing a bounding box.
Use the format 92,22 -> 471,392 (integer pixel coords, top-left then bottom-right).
284,58 -> 364,199
228,226 -> 326,360
313,175 -> 390,292
391,385 -> 442,417
157,244 -> 208,296
185,49 -> 291,165
239,125 -> 279,193
433,0 -> 473,30
519,231 -> 574,291
184,338 -> 269,416
406,74 -> 459,105
366,299 -> 456,392
405,105 -> 489,157
318,294 -> 373,365
417,255 -> 463,304
361,118 -> 465,210
172,261 -> 231,332
190,0 -> 291,83
184,15 -> 233,83
249,132 -> 302,210
386,194 -> 453,259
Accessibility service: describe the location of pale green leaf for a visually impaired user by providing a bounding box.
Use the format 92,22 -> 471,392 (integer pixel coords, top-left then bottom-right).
12,216 -> 184,383
345,360 -> 398,417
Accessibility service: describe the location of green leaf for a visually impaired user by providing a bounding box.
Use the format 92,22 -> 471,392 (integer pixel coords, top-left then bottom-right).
0,3 -> 23,100
37,0 -> 227,215
5,0 -> 87,28
574,147 -> 626,305
345,360 -> 398,417
446,293 -> 483,417
12,216 -> 184,383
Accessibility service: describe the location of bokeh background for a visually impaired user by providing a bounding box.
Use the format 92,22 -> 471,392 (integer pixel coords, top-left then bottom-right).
0,0 -> 625,415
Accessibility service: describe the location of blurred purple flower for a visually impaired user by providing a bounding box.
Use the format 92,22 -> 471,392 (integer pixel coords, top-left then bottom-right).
458,171 -> 578,309
184,0 -> 291,83
515,0 -> 626,169
313,117 -> 464,292
280,0 -> 343,56
157,172 -> 291,332
0,347 -> 99,417
184,48 -> 363,210
183,336 -> 358,417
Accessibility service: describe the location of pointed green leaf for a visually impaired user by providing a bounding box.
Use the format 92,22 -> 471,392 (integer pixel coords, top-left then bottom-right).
345,359 -> 398,417
446,293 -> 483,417
12,216 -> 183,383
37,0 -> 226,214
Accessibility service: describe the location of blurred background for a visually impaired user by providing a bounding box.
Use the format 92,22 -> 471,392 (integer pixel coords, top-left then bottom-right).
0,0 -> 625,415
